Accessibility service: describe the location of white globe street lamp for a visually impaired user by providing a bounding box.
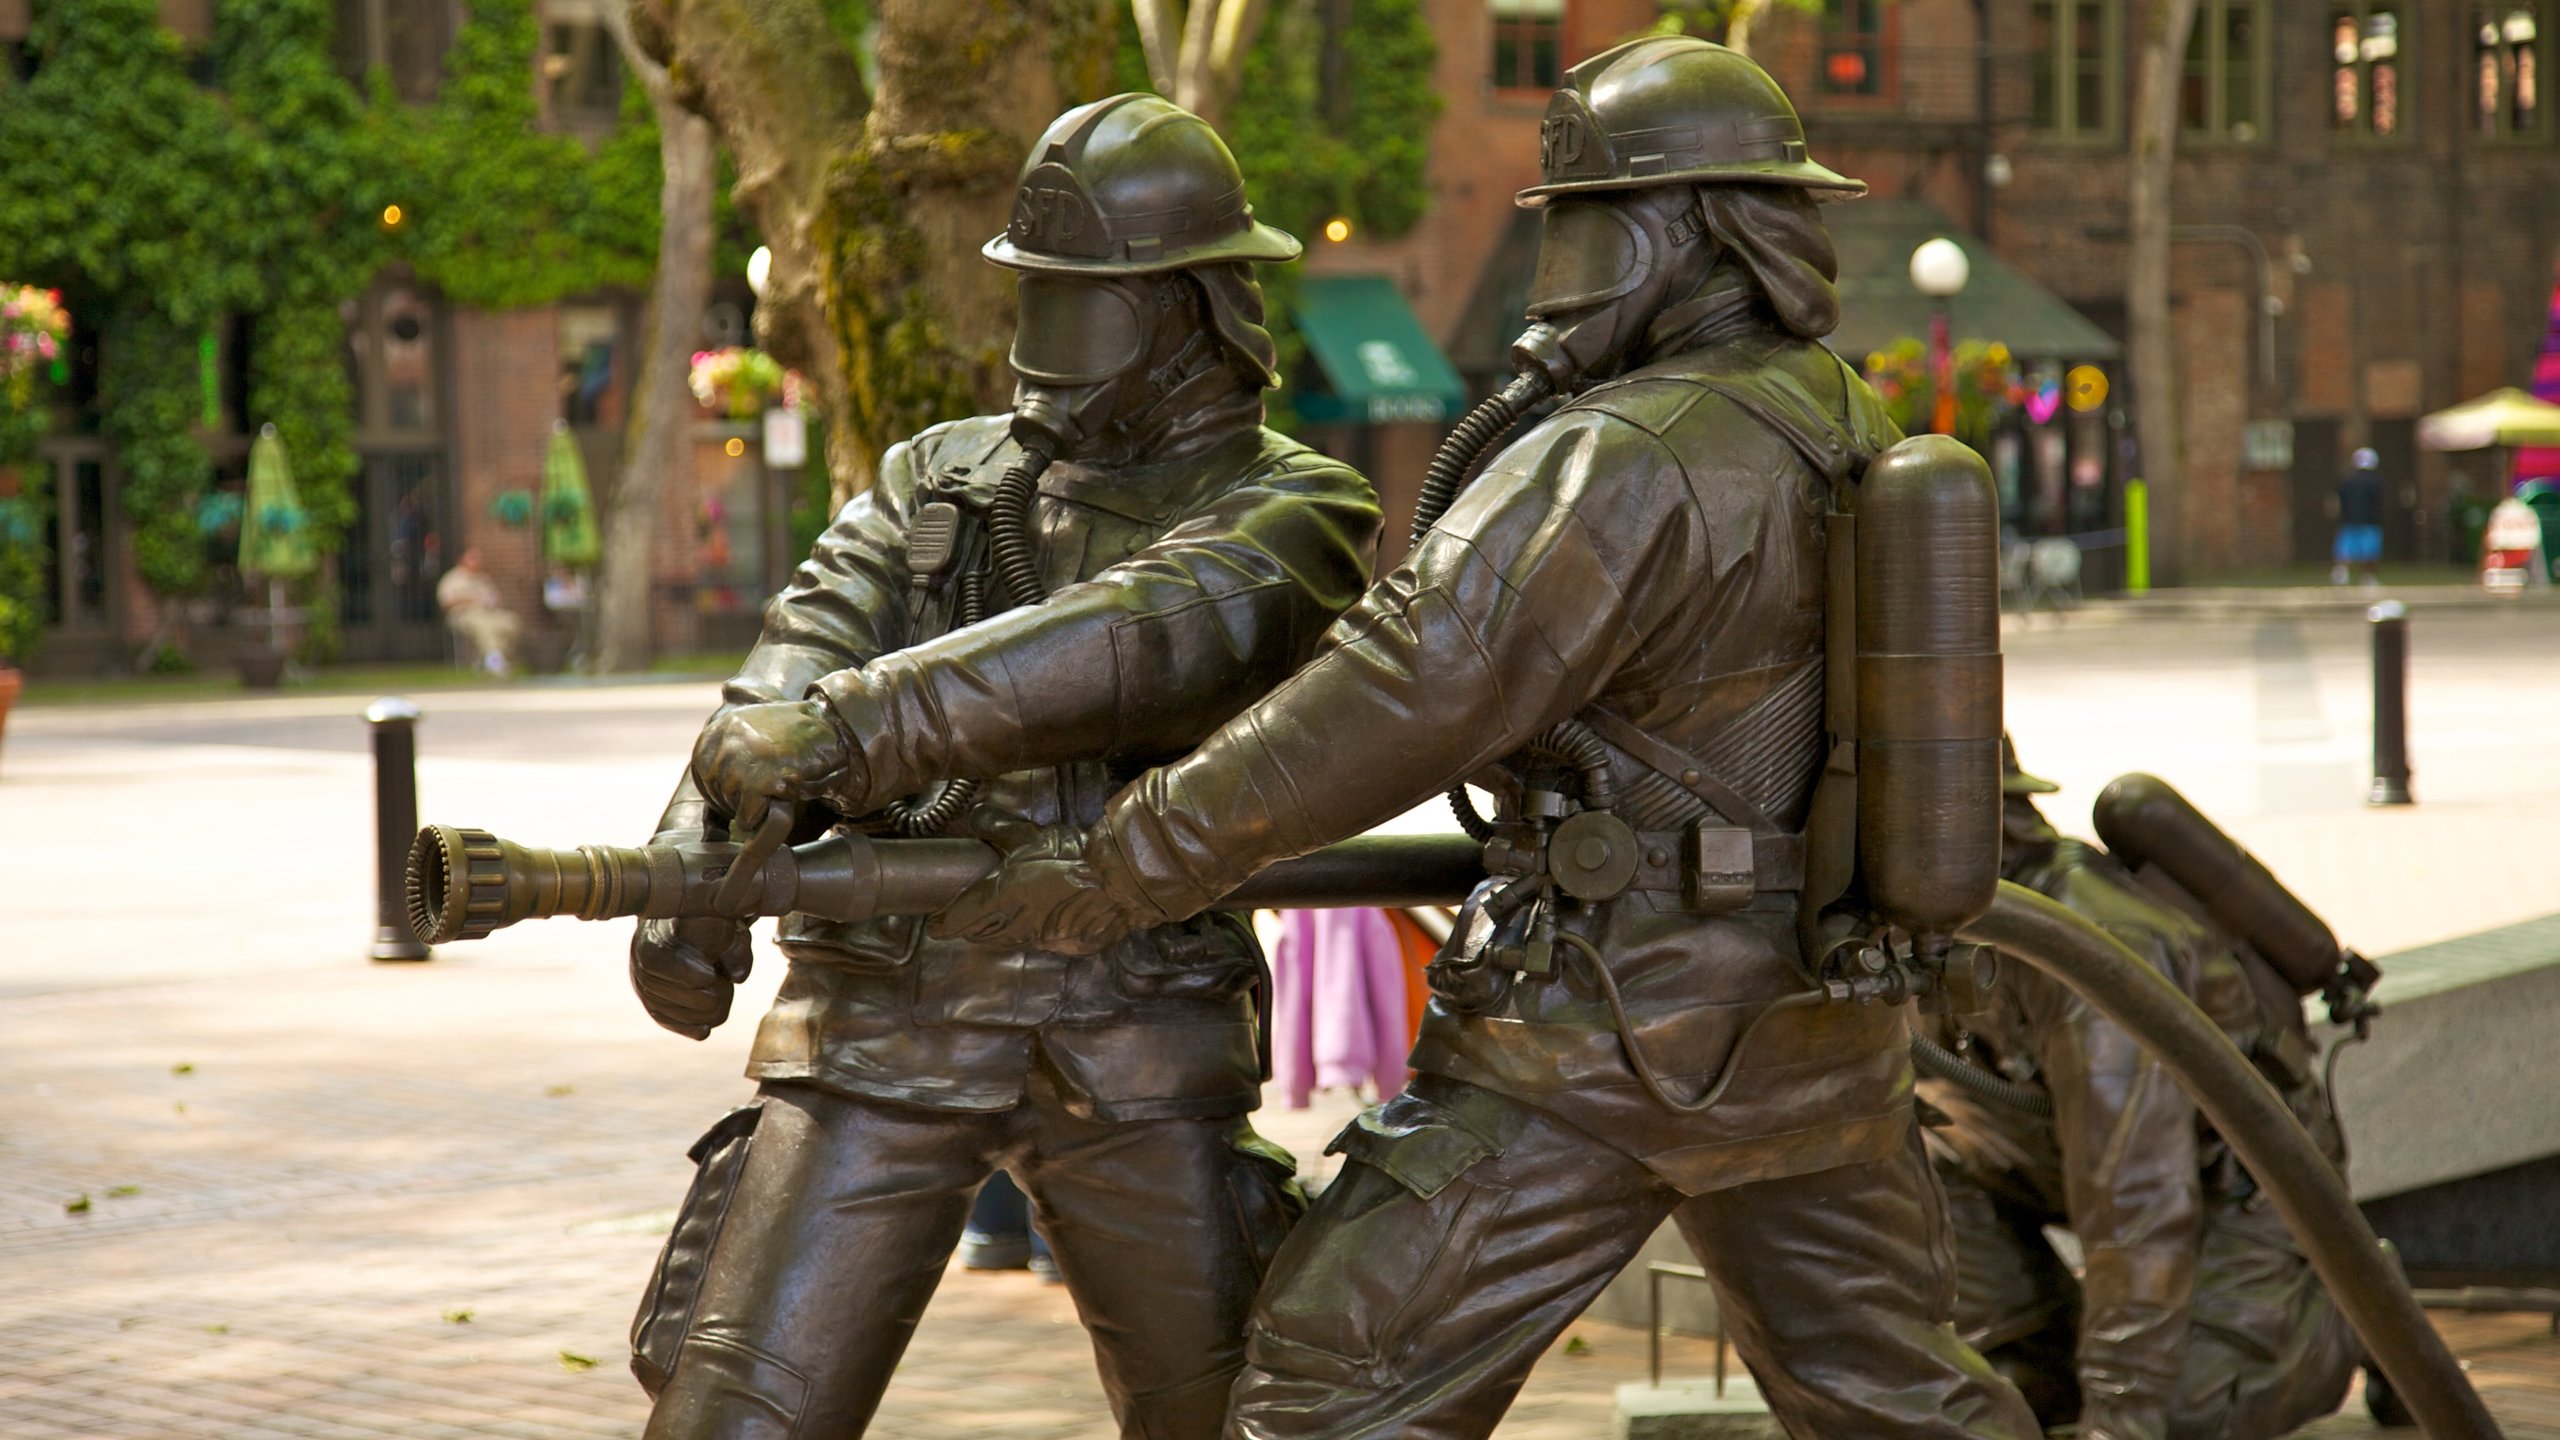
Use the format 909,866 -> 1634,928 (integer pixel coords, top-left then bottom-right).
1909,236 -> 1971,298
1910,238 -> 1971,434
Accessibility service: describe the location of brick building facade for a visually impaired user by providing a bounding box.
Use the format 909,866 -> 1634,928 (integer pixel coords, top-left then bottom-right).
1314,0 -> 2560,578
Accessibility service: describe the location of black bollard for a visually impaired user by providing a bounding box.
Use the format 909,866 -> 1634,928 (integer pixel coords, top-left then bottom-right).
2367,602 -> 2413,807
367,696 -> 433,961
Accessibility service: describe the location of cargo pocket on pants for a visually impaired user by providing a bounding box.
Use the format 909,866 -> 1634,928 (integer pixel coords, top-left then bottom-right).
1227,1127 -> 1311,1287
631,1103 -> 762,1398
1245,1097 -> 1514,1391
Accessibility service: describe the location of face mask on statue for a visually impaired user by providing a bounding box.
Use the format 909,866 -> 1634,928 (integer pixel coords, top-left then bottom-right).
1511,186 -> 1717,394
1007,273 -> 1219,459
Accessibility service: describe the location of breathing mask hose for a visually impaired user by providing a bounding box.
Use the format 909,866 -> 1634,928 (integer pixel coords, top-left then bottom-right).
989,438 -> 1058,609
882,571 -> 989,837
1908,1033 -> 2053,1116
1410,368 -> 1555,547
1414,367 -> 1564,843
1968,881 -> 2501,1440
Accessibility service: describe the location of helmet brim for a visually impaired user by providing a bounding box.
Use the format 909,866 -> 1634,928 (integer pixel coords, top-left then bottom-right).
1517,165 -> 1868,207
981,221 -> 1303,275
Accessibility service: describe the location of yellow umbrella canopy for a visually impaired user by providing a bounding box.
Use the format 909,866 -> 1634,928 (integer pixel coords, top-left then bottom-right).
2417,387 -> 2560,452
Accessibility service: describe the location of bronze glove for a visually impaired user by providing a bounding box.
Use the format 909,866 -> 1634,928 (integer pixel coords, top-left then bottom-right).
930,811 -> 1154,955
688,699 -> 864,831
629,871 -> 756,1041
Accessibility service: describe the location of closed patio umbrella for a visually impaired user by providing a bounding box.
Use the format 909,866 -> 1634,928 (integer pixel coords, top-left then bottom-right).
541,420 -> 601,571
239,423 -> 313,657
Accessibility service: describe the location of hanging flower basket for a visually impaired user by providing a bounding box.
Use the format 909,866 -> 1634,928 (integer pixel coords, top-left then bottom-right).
1,286 -> 69,412
687,347 -> 796,421
1863,337 -> 2025,446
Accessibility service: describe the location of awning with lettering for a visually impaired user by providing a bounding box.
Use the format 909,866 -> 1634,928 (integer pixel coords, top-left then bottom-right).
1290,275 -> 1471,426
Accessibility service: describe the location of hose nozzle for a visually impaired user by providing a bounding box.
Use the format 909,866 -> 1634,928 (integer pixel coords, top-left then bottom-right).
406,824 -> 663,944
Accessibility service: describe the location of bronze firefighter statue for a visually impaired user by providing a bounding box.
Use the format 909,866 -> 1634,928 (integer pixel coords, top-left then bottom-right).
404,36 -> 2497,1440
1914,742 -> 2369,1440
623,94 -> 1380,1440
942,36 -> 2050,1440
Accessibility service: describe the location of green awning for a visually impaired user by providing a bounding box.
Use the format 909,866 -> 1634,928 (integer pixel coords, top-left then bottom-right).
1291,275 -> 1470,426
1824,199 -> 2122,365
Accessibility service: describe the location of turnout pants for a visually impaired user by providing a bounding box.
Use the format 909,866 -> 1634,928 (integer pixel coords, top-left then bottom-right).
1228,1077 -> 2043,1440
637,1068 -> 1302,1440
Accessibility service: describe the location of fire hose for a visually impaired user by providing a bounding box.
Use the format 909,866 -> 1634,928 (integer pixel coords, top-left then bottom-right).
406,823 -> 2498,1439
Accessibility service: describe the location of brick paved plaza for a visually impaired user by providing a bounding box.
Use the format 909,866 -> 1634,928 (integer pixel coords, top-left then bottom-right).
7,604 -> 2560,1438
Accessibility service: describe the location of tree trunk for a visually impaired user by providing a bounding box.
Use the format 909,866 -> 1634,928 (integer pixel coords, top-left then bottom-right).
633,0 -> 1116,512
1169,0 -> 1275,131
2127,0 -> 2199,584
594,6 -> 715,674
1724,0 -> 1764,57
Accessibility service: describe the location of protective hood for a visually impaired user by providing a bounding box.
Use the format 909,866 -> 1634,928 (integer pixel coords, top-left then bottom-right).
1694,185 -> 1841,341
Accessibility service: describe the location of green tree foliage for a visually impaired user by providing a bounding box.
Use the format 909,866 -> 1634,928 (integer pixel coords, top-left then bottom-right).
1111,0 -> 1440,427
1112,0 -> 1437,245
0,0 -> 680,660
1221,0 -> 1439,243
397,0 -> 658,308
99,303 -> 217,596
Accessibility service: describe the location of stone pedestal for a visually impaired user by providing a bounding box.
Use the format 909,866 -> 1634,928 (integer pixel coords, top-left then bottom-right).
1616,1377 -> 1777,1440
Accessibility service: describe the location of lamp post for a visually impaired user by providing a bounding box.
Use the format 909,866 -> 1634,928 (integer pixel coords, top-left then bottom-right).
1911,237 -> 1971,436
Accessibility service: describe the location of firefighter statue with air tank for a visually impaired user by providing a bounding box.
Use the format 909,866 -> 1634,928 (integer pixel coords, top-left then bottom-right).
1916,744 -> 2375,1440
938,36 -> 2047,1440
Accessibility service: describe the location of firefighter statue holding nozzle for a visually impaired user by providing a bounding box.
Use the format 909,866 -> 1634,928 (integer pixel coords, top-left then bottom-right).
622,95 -> 1380,1440
941,37 -> 2049,1440
1913,740 -> 2368,1440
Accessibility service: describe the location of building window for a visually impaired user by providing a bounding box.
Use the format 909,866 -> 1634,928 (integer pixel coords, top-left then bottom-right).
2030,0 -> 2120,141
1,0 -> 32,83
2332,3 -> 2407,138
539,10 -> 624,136
336,0 -> 455,103
558,306 -> 622,429
347,283 -> 444,437
1491,0 -> 1563,92
2181,0 -> 2268,141
1819,0 -> 1893,98
2476,5 -> 2548,138
158,0 -> 213,41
